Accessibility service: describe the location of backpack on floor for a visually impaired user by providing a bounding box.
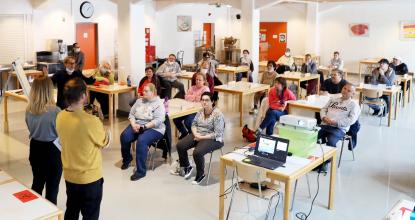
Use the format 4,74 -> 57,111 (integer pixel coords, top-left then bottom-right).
242,124 -> 257,142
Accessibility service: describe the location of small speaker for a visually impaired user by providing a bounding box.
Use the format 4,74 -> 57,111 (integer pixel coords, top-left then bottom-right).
236,14 -> 241,20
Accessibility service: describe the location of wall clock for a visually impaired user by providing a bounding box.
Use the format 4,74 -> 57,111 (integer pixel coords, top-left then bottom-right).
80,1 -> 94,19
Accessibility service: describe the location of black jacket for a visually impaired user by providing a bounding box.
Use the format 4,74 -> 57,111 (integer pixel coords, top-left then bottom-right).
390,63 -> 408,75
51,70 -> 95,109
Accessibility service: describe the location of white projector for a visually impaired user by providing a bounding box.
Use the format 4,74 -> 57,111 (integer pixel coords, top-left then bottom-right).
279,115 -> 317,130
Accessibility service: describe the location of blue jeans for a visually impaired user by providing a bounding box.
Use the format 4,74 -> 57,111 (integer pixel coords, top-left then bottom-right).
172,113 -> 196,136
318,125 -> 345,147
120,125 -> 163,176
366,95 -> 390,113
259,109 -> 288,135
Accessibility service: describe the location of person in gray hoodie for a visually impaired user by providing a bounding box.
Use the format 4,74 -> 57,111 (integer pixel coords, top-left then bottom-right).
319,82 -> 360,147
369,58 -> 395,116
156,54 -> 185,99
120,83 -> 166,181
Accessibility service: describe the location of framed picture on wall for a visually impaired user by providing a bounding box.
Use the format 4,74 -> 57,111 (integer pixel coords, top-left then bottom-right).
400,21 -> 415,40
177,16 -> 192,32
349,23 -> 369,37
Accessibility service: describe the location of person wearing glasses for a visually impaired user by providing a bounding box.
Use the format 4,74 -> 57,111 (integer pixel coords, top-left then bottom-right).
51,56 -> 95,109
174,92 -> 225,185
320,69 -> 348,95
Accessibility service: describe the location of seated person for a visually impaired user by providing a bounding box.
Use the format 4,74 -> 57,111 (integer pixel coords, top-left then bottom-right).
156,54 -> 185,99
174,92 -> 225,185
319,82 -> 360,147
88,61 -> 114,117
321,69 -> 348,95
256,78 -> 296,135
318,83 -> 360,172
195,52 -> 222,101
369,58 -> 396,116
250,60 -> 277,114
328,51 -> 344,70
390,56 -> 409,91
52,56 -> 95,109
174,73 -> 210,139
276,48 -> 295,74
236,49 -> 254,82
120,83 -> 166,181
300,54 -> 320,95
138,67 -> 161,97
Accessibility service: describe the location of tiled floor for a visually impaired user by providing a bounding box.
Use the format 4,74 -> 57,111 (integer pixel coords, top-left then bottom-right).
0,77 -> 414,219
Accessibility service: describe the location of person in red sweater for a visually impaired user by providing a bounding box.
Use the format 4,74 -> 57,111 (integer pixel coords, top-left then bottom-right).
256,77 -> 296,135
137,67 -> 161,97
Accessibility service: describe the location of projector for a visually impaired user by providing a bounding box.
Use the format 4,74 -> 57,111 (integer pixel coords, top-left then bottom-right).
279,115 -> 317,130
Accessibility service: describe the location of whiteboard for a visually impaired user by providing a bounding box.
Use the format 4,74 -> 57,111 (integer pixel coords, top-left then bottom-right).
12,59 -> 31,97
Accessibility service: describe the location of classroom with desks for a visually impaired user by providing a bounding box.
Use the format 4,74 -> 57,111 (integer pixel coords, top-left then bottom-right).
0,0 -> 414,219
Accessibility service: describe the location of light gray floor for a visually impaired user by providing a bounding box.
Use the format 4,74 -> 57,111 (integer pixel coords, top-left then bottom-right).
0,76 -> 414,219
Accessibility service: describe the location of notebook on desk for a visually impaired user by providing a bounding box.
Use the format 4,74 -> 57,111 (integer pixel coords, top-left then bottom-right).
243,134 -> 290,170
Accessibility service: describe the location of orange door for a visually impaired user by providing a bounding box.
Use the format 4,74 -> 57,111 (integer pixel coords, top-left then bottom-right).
259,22 -> 287,61
76,23 -> 98,69
203,23 -> 213,48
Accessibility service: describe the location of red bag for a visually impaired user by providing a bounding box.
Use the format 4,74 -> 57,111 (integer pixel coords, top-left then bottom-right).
242,124 -> 256,142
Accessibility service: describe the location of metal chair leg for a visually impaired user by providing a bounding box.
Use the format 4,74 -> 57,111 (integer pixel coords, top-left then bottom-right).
225,184 -> 236,220
290,180 -> 298,212
338,137 -> 346,168
206,152 -> 214,185
350,138 -> 355,161
151,146 -> 157,171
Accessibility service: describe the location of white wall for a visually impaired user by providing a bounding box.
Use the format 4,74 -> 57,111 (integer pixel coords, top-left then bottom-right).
318,1 -> 415,73
260,3 -> 307,56
155,3 -> 241,64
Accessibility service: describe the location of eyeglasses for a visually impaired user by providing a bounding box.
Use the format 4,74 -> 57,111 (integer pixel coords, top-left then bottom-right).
201,98 -> 211,102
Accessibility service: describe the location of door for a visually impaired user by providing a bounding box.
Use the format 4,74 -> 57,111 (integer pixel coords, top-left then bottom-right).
259,22 -> 287,61
76,23 -> 98,69
203,23 -> 214,48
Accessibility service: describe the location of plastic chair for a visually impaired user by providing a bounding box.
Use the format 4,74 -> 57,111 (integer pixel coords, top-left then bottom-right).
362,88 -> 386,126
226,160 -> 282,220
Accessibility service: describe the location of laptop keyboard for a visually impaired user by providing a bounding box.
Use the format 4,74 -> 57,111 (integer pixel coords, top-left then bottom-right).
247,155 -> 283,170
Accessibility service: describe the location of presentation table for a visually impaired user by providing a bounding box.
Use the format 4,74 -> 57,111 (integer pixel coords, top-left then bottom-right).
214,81 -> 270,126
219,145 -> 337,220
87,83 -> 137,126
216,66 -> 250,82
277,72 -> 320,99
356,84 -> 401,127
0,169 -> 63,220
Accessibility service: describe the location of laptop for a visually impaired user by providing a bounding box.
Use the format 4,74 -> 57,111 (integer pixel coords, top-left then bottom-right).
243,134 -> 290,170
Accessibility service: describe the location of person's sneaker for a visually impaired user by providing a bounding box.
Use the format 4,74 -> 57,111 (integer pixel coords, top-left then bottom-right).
255,128 -> 262,137
380,110 -> 388,117
191,174 -> 206,185
121,161 -> 131,170
130,172 -> 145,181
372,109 -> 380,116
183,166 -> 193,179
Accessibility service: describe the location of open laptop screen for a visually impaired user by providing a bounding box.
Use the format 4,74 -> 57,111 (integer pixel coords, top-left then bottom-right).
255,134 -> 290,162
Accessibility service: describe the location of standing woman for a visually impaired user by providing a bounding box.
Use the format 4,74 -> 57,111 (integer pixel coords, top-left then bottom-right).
174,72 -> 210,139
175,92 -> 225,185
256,77 -> 296,135
25,76 -> 62,204
120,83 -> 166,181
236,49 -> 254,82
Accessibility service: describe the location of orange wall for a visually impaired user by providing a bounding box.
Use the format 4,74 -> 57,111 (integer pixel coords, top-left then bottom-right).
259,22 -> 287,61
203,23 -> 212,48
76,23 -> 98,69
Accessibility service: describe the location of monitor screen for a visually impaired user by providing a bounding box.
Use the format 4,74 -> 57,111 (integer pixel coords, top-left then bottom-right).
257,137 -> 276,154
276,141 -> 288,152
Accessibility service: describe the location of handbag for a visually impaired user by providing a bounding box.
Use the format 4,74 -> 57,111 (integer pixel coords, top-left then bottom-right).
242,124 -> 257,142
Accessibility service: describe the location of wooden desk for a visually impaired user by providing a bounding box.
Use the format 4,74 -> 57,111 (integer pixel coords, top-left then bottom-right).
216,66 -> 250,82
167,98 -> 201,120
214,81 -> 270,126
356,84 -> 401,127
318,66 -> 348,80
358,59 -> 380,82
396,75 -> 412,107
177,71 -> 194,89
3,90 -> 28,133
0,170 -> 63,220
219,145 -> 337,220
87,84 -> 136,126
277,72 -> 320,99
288,95 -> 333,117
258,61 -> 269,72
293,55 -> 320,66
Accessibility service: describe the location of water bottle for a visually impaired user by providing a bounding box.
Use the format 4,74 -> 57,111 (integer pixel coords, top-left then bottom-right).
127,75 -> 131,87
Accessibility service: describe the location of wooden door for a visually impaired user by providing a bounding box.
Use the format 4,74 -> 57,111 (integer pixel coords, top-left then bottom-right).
76,23 -> 98,69
203,23 -> 213,48
259,22 -> 287,61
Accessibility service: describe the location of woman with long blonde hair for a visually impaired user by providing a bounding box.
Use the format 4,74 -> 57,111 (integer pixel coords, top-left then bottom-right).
25,76 -> 62,205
